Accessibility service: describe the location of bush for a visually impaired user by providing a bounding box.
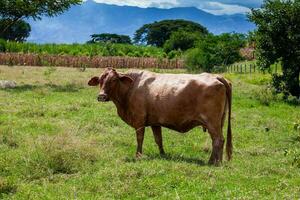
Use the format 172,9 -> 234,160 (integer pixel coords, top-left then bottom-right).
184,33 -> 246,72
185,48 -> 213,72
0,39 -> 6,52
167,50 -> 181,59
254,86 -> 275,106
253,84 -> 300,106
271,74 -> 288,94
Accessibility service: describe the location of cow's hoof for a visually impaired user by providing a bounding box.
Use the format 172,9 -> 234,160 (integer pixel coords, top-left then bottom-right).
208,158 -> 222,166
136,152 -> 143,159
160,150 -> 166,156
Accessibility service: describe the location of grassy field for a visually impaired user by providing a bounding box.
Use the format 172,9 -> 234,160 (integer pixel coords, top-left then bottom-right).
0,65 -> 299,199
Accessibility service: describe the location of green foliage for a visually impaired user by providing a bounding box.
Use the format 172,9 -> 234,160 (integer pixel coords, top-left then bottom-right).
88,33 -> 132,44
0,40 -> 167,58
0,39 -> 6,52
185,33 -> 246,72
134,19 -> 208,47
249,0 -> 300,97
254,86 -> 275,106
271,74 -> 288,95
0,0 -> 82,37
0,19 -> 31,42
185,48 -> 213,72
0,0 -> 82,20
246,30 -> 257,46
167,50 -> 182,59
163,30 -> 200,53
252,79 -> 300,106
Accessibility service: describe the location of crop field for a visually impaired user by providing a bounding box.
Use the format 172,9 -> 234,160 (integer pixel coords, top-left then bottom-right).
0,65 -> 299,199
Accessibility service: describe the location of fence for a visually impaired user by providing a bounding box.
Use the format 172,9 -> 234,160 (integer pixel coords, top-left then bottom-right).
225,63 -> 281,74
0,53 -> 185,69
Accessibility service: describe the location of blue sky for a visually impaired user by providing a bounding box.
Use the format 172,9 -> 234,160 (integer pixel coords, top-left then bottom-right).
86,0 -> 263,15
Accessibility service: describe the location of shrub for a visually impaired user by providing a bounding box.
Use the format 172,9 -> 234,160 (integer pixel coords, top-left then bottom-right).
184,33 -> 246,72
185,48 -> 213,72
254,86 -> 275,106
0,39 -> 6,52
167,50 -> 182,60
271,74 -> 288,95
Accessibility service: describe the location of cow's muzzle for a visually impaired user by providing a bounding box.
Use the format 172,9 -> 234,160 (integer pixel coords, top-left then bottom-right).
97,94 -> 109,102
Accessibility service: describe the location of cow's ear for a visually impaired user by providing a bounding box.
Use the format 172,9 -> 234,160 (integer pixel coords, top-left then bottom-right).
88,77 -> 100,86
119,75 -> 133,86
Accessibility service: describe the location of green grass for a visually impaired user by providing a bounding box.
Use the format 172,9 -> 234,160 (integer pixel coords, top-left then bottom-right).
0,65 -> 299,199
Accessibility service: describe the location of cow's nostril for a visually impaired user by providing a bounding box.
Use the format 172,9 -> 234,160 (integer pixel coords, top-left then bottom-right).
98,94 -> 108,102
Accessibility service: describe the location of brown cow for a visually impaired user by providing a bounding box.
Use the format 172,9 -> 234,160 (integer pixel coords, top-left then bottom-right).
88,68 -> 232,165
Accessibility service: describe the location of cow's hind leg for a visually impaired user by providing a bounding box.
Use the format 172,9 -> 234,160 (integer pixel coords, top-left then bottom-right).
151,126 -> 165,155
207,126 -> 224,166
136,127 -> 145,158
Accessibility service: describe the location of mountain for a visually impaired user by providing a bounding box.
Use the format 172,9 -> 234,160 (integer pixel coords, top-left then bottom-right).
27,1 -> 255,44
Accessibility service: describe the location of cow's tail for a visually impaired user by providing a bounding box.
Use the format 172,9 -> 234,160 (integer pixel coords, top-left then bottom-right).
217,76 -> 232,161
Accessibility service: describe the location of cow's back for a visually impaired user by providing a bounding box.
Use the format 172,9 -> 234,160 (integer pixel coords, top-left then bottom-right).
126,71 -> 227,132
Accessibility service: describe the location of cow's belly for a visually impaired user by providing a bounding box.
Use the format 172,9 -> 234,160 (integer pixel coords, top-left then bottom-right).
161,120 -> 203,133
146,109 -> 206,133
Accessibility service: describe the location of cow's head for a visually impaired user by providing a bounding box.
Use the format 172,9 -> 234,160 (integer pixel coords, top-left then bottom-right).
88,68 -> 133,102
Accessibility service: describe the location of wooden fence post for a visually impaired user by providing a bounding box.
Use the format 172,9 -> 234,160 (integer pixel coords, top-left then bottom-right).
250,64 -> 252,74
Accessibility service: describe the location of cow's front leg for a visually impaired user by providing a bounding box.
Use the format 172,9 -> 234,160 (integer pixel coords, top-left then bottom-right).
151,126 -> 165,155
136,127 -> 145,158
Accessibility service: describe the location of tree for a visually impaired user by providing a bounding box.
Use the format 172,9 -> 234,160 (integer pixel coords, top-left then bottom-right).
134,19 -> 209,47
185,33 -> 246,72
163,30 -> 200,53
249,0 -> 300,97
88,33 -> 132,44
0,19 -> 31,42
0,0 -> 82,34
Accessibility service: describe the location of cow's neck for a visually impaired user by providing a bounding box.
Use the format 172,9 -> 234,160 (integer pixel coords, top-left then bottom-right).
110,82 -> 132,124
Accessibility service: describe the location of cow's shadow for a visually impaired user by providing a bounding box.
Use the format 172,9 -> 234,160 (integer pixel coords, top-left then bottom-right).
125,153 -> 206,166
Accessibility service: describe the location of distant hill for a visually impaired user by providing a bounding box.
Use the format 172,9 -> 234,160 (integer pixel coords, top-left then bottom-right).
27,1 -> 255,43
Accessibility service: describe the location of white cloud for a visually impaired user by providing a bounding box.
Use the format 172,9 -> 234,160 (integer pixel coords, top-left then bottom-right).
85,0 -> 259,15
89,0 -> 178,9
200,2 -> 251,15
